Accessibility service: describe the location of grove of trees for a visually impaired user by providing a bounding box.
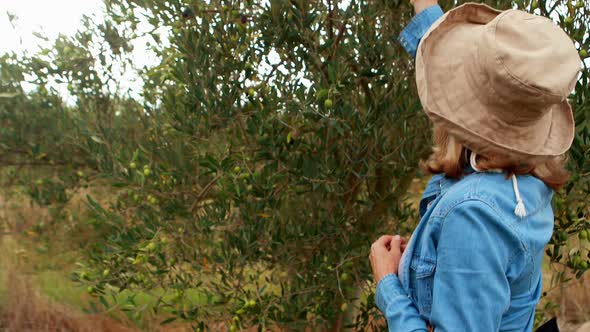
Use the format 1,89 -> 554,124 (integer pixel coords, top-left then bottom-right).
0,0 -> 588,330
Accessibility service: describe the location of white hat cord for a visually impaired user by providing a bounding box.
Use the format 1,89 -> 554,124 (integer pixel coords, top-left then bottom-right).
469,152 -> 527,218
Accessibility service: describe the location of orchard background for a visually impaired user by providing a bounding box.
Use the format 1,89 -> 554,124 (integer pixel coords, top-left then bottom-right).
0,0 -> 589,331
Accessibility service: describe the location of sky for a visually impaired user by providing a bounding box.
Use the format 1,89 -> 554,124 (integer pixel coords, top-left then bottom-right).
0,0 -> 162,101
0,0 -> 105,56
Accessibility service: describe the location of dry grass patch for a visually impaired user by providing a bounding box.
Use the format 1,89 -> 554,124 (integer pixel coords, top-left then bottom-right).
0,258 -> 136,332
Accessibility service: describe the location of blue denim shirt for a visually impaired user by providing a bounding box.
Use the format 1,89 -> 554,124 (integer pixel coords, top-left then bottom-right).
375,7 -> 556,331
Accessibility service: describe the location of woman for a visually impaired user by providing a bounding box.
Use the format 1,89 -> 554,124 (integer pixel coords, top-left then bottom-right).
369,1 -> 582,331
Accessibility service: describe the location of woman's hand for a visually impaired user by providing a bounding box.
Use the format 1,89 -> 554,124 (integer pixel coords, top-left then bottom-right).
412,0 -> 439,14
369,235 -> 406,284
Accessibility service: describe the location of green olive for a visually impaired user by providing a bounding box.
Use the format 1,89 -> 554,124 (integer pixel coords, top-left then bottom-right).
146,242 -> 157,251
340,302 -> 348,312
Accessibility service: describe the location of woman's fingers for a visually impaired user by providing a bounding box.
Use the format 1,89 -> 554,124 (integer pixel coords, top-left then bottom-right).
372,234 -> 406,251
390,235 -> 402,249
373,234 -> 393,248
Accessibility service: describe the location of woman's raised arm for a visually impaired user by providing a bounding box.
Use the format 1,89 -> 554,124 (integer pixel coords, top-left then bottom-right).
398,0 -> 443,57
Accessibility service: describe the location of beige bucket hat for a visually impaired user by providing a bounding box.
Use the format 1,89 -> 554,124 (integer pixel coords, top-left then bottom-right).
415,2 -> 582,162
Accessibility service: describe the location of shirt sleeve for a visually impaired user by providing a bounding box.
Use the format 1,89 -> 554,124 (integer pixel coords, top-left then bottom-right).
429,200 -> 512,331
375,273 -> 430,331
398,4 -> 444,58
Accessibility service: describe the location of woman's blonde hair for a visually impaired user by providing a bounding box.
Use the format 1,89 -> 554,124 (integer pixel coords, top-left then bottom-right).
419,124 -> 570,191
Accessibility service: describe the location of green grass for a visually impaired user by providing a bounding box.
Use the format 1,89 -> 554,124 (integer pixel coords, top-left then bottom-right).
33,270 -> 90,308
27,250 -> 211,311
3,234 -> 225,326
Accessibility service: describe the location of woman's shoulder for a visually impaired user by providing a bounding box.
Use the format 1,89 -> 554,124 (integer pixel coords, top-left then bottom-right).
433,172 -> 553,222
430,173 -> 555,281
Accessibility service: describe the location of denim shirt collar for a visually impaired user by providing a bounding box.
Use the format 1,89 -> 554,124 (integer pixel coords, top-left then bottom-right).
425,160 -> 477,198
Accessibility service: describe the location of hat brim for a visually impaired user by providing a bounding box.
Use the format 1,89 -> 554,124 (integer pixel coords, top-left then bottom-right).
415,3 -> 575,160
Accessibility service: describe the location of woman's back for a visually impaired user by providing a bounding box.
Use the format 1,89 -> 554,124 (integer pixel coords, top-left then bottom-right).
399,170 -> 555,331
